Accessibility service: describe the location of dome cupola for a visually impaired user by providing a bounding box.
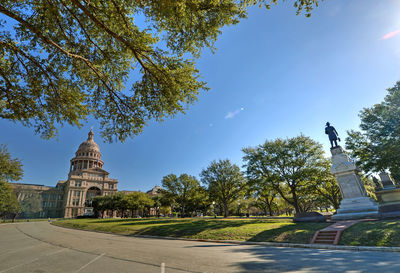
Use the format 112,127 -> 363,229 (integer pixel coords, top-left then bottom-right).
69,129 -> 104,173
76,129 -> 100,155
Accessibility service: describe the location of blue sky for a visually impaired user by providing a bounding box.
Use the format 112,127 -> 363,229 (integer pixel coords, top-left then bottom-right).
1,0 -> 400,191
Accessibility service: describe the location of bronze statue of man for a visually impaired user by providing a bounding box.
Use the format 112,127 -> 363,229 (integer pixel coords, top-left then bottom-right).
325,122 -> 340,148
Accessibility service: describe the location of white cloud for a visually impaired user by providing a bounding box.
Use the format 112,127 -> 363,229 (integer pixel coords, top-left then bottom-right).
382,30 -> 400,40
224,107 -> 244,119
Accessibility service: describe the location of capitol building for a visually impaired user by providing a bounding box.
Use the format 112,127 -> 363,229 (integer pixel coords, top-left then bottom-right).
12,129 -> 154,218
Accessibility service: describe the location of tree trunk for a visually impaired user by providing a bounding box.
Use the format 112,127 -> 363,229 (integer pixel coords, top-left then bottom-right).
265,200 -> 274,216
223,202 -> 229,218
291,190 -> 301,214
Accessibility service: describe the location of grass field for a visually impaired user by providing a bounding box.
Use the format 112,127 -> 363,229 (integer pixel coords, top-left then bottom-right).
340,219 -> 400,247
53,218 -> 329,244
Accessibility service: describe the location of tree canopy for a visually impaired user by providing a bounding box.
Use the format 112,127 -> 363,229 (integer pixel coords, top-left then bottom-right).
0,180 -> 21,220
161,173 -> 201,217
0,144 -> 23,182
346,81 -> 400,182
243,135 -> 333,214
200,159 -> 246,217
0,0 -> 319,141
0,145 -> 22,219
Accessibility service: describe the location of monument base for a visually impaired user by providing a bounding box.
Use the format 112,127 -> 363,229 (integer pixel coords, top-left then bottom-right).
376,187 -> 400,218
332,197 -> 379,220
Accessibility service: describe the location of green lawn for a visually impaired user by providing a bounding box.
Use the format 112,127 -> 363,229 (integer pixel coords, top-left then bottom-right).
340,219 -> 400,247
53,218 -> 329,244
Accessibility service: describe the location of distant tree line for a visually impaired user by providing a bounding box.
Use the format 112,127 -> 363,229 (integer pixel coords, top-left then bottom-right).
91,191 -> 169,218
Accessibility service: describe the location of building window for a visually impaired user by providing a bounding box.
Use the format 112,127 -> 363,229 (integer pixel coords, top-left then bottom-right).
58,195 -> 63,200
43,193 -> 48,199
72,199 -> 79,206
42,201 -> 47,207
74,190 -> 80,197
75,181 -> 81,187
51,194 -> 56,200
109,184 -> 114,189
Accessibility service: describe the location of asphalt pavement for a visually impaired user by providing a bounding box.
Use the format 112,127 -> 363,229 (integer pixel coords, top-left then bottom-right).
1,221 -> 400,273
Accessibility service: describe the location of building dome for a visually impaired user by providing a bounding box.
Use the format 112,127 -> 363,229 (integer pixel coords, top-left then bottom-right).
69,129 -> 104,173
76,129 -> 100,154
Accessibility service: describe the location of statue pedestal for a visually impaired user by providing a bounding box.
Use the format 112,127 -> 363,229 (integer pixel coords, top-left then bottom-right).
330,146 -> 379,220
376,187 -> 400,218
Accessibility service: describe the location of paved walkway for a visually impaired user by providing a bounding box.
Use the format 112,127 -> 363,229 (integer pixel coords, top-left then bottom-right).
311,219 -> 376,245
2,221 -> 400,272
321,219 -> 370,232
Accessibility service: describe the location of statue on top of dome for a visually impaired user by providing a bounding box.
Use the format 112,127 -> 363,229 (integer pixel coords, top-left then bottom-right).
88,128 -> 94,141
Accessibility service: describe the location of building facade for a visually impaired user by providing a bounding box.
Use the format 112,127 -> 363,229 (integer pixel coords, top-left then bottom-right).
12,129 -> 118,218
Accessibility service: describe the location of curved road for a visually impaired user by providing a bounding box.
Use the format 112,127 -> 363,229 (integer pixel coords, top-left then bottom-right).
1,222 -> 400,273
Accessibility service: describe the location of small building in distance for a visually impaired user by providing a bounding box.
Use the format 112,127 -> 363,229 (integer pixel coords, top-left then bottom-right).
146,185 -> 162,196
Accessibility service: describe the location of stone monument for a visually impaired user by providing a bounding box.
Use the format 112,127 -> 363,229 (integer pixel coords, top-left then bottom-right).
375,172 -> 400,218
325,122 -> 379,220
379,172 -> 396,189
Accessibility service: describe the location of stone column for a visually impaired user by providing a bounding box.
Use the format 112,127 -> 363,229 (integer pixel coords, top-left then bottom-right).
331,146 -> 379,220
68,190 -> 73,206
66,189 -> 71,206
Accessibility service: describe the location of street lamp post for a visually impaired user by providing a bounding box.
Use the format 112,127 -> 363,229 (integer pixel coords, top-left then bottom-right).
212,201 -> 216,218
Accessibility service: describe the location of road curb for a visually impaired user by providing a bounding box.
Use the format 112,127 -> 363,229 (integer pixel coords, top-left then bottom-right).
50,222 -> 400,253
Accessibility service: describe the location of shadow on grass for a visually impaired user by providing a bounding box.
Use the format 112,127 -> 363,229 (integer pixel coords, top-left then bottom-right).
247,222 -> 329,244
93,218 -> 184,225
111,218 -> 288,228
130,219 -> 255,237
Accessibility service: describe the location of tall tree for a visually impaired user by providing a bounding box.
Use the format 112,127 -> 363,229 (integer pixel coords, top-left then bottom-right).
0,145 -> 23,220
92,195 -> 111,218
0,144 -> 23,182
186,186 -> 210,217
346,81 -> 400,182
200,159 -> 246,217
124,192 -> 154,217
253,185 -> 278,216
0,1 -> 319,141
243,135 -> 329,214
310,159 -> 341,209
161,173 -> 200,217
0,181 -> 21,221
